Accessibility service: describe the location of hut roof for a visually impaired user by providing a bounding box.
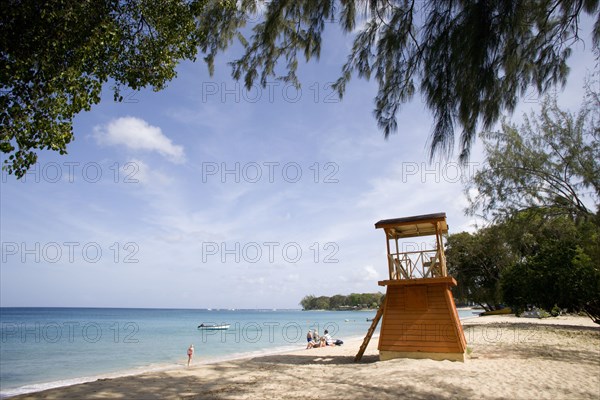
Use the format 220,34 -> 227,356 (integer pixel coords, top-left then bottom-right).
375,212 -> 448,238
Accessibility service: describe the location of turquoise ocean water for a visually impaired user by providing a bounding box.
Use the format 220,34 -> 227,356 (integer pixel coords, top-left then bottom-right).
0,308 -> 480,398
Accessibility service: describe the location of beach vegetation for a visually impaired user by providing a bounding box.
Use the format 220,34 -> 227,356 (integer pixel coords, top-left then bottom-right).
466,92 -> 599,222
458,88 -> 600,323
446,226 -> 516,311
551,304 -> 563,317
203,1 -> 599,163
3,1 -> 599,177
501,217 -> 600,315
300,292 -> 384,310
1,0 -> 213,177
451,215 -> 600,322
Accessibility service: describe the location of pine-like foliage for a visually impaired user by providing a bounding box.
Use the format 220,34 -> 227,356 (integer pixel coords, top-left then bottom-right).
203,0 -> 600,161
2,1 -> 599,176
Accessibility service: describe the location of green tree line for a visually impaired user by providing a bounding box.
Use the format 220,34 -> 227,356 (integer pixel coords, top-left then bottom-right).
300,292 -> 384,310
448,84 -> 599,323
447,214 -> 599,316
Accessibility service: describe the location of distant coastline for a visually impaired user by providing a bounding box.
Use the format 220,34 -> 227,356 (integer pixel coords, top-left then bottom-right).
299,293 -> 384,311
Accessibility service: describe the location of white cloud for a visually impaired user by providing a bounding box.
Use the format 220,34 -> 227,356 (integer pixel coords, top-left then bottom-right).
346,265 -> 380,284
126,158 -> 172,186
363,265 -> 379,281
94,116 -> 185,163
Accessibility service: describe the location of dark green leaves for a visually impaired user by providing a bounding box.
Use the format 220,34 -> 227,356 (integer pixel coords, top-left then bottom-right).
1,0 -> 208,178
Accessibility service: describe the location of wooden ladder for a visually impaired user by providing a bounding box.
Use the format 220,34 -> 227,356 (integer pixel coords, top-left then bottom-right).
354,296 -> 386,362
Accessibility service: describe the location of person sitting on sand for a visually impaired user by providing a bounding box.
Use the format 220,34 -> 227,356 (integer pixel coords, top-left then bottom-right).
306,332 -> 324,349
323,330 -> 335,346
324,330 -> 343,346
306,330 -> 313,349
187,344 -> 194,366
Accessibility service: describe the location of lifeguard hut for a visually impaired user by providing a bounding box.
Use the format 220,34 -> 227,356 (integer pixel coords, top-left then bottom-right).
355,212 -> 466,362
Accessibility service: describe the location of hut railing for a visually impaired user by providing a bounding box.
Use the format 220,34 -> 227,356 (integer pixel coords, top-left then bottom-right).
387,249 -> 446,280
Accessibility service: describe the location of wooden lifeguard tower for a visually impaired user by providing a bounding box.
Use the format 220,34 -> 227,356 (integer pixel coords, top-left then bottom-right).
355,212 -> 466,362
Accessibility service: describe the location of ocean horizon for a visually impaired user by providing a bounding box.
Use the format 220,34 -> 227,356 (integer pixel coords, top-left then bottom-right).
0,307 -> 480,398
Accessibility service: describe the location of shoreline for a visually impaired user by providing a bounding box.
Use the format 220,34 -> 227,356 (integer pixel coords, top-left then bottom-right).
1,334 -> 369,399
0,308 -> 378,398
6,315 -> 599,399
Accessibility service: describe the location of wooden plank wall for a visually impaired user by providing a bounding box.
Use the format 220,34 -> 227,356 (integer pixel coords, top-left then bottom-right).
378,283 -> 466,354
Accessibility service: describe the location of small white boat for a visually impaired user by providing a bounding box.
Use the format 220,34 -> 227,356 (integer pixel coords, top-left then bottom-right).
197,323 -> 230,330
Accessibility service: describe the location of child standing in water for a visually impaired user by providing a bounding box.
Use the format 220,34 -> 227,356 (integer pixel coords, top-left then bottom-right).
187,344 -> 194,366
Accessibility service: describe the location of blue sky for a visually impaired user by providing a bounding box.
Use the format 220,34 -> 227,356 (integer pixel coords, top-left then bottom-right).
1,17 -> 597,309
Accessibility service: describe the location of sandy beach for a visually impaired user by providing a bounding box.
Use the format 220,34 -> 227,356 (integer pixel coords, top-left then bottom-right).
11,315 -> 599,400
